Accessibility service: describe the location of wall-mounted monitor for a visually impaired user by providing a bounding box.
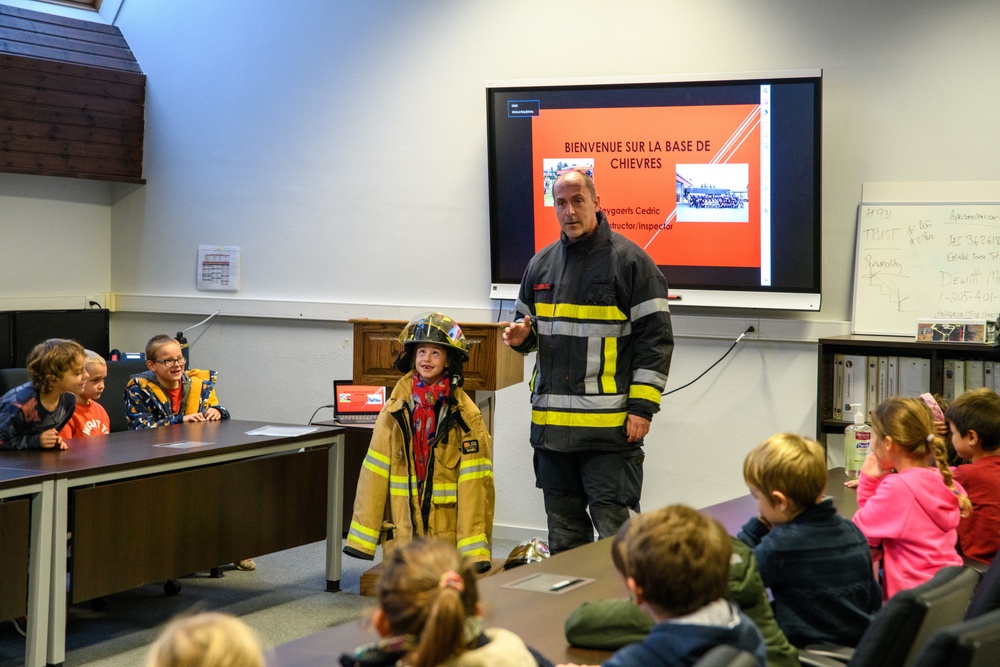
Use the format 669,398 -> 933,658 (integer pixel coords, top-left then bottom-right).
486,70 -> 822,310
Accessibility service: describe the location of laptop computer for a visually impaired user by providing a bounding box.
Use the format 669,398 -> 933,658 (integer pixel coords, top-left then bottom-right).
333,380 -> 387,424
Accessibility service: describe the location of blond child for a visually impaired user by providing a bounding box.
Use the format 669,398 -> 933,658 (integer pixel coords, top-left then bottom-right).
145,612 -> 263,667
853,396 -> 971,599
1,338 -> 86,450
344,312 -> 495,573
125,334 -> 229,429
738,434 -> 880,647
341,538 -> 545,667
58,349 -> 111,439
945,388 -> 1000,564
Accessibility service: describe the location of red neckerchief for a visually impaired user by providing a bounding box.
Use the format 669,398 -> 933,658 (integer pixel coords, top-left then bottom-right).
411,373 -> 451,485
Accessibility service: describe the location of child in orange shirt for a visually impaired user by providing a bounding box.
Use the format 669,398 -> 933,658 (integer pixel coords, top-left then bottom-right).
59,350 -> 111,439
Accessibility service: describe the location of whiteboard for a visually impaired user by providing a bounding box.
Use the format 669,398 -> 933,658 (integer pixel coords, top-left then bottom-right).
852,201 -> 1000,335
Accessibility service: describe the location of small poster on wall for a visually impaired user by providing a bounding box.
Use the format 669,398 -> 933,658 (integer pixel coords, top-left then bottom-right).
197,245 -> 240,291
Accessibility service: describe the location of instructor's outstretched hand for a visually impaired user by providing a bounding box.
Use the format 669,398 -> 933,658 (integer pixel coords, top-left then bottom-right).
503,315 -> 531,348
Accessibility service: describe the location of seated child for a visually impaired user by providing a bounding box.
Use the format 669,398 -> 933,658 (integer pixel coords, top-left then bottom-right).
565,526 -> 799,667
124,334 -> 249,570
343,312 -> 495,573
580,505 -> 767,667
58,349 -> 111,438
945,388 -> 1000,564
340,538 -> 550,667
739,433 -> 881,647
853,396 -> 970,599
125,334 -> 230,429
1,338 -> 86,450
145,612 -> 263,667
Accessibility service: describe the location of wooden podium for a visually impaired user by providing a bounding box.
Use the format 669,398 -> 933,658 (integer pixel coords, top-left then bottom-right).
350,319 -> 525,432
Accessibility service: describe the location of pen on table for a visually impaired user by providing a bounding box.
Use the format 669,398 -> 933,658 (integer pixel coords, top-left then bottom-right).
549,578 -> 584,591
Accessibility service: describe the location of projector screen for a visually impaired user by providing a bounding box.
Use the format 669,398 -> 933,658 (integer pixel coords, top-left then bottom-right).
486,70 -> 822,310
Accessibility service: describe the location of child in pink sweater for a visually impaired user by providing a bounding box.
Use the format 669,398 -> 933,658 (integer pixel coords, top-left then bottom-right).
853,396 -> 970,600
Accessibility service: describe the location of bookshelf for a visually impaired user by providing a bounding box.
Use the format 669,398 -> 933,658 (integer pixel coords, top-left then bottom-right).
817,334 -> 1000,447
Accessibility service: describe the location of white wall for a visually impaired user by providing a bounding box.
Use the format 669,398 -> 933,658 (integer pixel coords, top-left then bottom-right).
5,0 -> 1000,536
0,173 -> 111,310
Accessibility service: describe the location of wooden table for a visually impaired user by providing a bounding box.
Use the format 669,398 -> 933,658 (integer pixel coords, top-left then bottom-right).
270,467 -> 862,666
0,467 -> 55,667
1,420 -> 344,666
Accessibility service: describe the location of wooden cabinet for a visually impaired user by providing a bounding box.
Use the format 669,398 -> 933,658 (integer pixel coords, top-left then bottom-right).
350,319 -> 524,391
816,334 -> 1000,447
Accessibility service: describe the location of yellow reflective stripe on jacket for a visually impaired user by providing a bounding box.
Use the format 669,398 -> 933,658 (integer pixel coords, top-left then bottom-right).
531,409 -> 628,428
458,458 -> 493,483
362,449 -> 391,478
601,337 -> 617,393
535,302 -> 627,321
457,533 -> 490,559
629,384 -> 662,405
346,520 -> 379,553
432,482 -> 457,504
389,474 -> 417,496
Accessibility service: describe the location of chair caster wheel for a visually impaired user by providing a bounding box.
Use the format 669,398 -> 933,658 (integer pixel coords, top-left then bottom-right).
164,579 -> 182,596
90,596 -> 107,611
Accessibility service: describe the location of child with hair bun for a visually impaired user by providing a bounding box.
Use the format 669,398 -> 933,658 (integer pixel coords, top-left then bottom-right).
853,396 -> 971,600
340,538 -> 550,667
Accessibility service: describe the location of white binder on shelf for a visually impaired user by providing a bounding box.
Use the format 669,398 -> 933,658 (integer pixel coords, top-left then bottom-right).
897,357 -> 930,398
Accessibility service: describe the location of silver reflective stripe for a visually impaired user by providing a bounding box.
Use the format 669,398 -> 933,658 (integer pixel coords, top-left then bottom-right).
460,462 -> 492,475
458,537 -> 488,555
633,368 -> 669,390
433,488 -> 457,501
537,319 -> 630,338
631,297 -> 670,321
389,479 -> 412,493
531,393 -> 629,410
364,452 -> 390,474
585,337 -> 602,393
515,299 -> 534,318
348,527 -> 378,547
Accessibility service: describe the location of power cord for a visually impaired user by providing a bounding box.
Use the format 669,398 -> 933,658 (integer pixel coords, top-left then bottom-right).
662,326 -> 755,396
308,404 -> 334,425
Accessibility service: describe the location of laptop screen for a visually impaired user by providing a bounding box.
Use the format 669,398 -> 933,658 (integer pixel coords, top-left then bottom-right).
333,381 -> 387,422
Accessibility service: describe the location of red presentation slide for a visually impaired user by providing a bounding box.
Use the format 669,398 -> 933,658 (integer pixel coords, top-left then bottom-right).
531,105 -> 762,268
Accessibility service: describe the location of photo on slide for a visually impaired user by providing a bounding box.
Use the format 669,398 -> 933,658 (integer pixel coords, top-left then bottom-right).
675,163 -> 749,223
542,158 -> 595,206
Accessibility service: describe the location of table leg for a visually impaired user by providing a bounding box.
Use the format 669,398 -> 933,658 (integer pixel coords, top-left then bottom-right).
46,481 -> 68,666
326,433 -> 344,592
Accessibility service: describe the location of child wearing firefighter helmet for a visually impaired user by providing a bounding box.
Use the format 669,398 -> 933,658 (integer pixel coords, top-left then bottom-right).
344,312 -> 496,573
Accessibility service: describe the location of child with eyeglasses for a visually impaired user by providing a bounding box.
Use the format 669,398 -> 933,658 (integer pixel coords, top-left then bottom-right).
124,335 -> 252,569
125,334 -> 230,429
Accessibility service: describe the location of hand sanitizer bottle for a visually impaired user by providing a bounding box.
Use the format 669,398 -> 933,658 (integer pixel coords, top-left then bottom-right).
844,404 -> 871,478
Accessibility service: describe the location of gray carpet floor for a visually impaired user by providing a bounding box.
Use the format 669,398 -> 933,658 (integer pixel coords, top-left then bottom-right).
0,537 -> 522,667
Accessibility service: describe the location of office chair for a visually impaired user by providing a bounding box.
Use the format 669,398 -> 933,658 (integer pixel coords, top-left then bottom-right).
0,367 -> 29,395
911,607 -> 1000,667
692,645 -> 759,667
964,552 -> 1000,620
798,565 -> 981,667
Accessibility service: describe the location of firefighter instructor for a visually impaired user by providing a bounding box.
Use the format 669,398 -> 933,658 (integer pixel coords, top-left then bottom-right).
503,169 -> 674,554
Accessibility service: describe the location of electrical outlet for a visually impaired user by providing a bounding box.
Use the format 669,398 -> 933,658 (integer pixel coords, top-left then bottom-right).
84,294 -> 106,309
743,318 -> 760,339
